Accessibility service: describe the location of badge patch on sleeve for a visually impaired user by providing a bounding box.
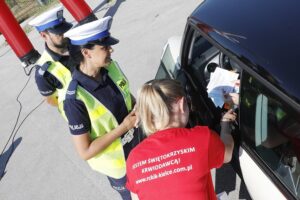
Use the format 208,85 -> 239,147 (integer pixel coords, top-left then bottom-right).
121,128 -> 134,145
117,79 -> 127,89
57,10 -> 63,20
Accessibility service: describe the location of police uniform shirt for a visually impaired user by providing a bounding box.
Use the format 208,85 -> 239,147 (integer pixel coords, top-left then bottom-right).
35,43 -> 76,96
64,67 -> 129,135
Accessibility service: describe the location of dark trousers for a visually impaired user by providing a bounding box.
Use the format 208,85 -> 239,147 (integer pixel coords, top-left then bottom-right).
107,175 -> 132,200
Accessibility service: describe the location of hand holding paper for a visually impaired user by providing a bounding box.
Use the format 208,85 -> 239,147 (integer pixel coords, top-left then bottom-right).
206,67 -> 239,107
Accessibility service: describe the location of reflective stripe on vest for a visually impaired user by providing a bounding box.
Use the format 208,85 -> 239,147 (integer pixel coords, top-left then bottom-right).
37,51 -> 72,119
68,61 -> 132,179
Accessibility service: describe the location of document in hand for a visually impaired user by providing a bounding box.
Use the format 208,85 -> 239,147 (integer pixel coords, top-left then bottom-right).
206,67 -> 239,107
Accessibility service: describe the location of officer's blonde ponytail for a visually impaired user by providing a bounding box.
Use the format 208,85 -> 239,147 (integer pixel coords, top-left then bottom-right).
137,79 -> 185,135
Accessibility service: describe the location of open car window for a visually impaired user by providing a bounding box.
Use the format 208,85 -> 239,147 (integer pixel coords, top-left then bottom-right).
186,30 -> 241,111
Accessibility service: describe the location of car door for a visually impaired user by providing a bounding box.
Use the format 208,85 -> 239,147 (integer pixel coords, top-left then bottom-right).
155,25 -> 220,128
239,71 -> 300,200
156,23 -> 241,140
177,25 -> 224,129
181,25 -> 247,177
155,23 -> 245,178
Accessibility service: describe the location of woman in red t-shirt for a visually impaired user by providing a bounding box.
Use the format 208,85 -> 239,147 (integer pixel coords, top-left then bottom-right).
126,79 -> 236,200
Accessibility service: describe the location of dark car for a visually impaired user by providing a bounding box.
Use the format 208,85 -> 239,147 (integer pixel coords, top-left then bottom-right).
155,0 -> 300,199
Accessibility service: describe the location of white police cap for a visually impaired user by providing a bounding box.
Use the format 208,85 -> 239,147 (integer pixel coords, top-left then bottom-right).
29,4 -> 72,34
64,16 -> 119,46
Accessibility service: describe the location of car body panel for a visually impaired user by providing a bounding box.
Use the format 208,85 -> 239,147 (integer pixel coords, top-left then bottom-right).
239,147 -> 286,200
190,0 -> 300,105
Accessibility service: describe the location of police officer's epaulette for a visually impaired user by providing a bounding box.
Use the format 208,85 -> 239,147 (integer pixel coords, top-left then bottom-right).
37,61 -> 52,76
66,80 -> 78,99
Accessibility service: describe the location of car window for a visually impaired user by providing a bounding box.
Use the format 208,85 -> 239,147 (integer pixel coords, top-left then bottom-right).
240,72 -> 300,198
155,44 -> 174,79
187,31 -> 219,88
187,30 -> 242,110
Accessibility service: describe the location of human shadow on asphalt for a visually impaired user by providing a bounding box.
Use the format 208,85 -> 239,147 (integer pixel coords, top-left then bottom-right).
0,137 -> 22,180
93,0 -> 109,14
104,0 -> 125,18
215,163 -> 252,200
93,0 -> 125,17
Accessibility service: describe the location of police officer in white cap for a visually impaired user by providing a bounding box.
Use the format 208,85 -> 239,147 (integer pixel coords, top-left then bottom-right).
29,5 -> 75,114
63,16 -> 142,200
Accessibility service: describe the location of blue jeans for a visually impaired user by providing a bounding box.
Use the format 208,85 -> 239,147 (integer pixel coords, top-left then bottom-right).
107,175 -> 132,200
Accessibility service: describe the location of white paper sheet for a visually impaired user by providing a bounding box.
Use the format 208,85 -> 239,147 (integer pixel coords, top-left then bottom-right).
207,67 -> 239,107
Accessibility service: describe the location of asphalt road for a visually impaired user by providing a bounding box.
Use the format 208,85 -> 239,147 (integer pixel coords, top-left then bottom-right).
0,0 -> 251,199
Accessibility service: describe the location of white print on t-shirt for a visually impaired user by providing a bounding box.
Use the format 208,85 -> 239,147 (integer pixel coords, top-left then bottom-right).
132,147 -> 195,169
135,164 -> 193,184
132,147 -> 196,184
142,158 -> 180,173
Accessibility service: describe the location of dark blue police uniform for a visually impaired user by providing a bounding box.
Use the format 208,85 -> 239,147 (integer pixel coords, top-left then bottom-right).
64,67 -> 140,200
35,44 -> 76,96
64,67 -> 139,159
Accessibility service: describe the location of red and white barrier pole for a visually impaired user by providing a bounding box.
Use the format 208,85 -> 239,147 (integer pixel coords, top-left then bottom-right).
60,0 -> 97,24
0,1 -> 40,75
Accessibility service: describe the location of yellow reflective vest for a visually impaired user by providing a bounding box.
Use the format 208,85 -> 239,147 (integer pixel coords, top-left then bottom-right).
65,61 -> 132,179
36,51 -> 72,119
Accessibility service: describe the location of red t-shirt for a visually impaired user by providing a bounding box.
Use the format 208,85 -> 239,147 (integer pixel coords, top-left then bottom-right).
126,126 -> 225,200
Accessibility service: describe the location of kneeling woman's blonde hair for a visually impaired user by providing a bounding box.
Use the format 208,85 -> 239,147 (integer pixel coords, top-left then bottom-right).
137,79 -> 185,135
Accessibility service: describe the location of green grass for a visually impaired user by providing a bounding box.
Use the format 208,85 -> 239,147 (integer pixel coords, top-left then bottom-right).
0,0 -> 60,48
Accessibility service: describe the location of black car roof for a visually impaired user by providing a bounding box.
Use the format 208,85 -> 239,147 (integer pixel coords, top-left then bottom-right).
190,0 -> 300,105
